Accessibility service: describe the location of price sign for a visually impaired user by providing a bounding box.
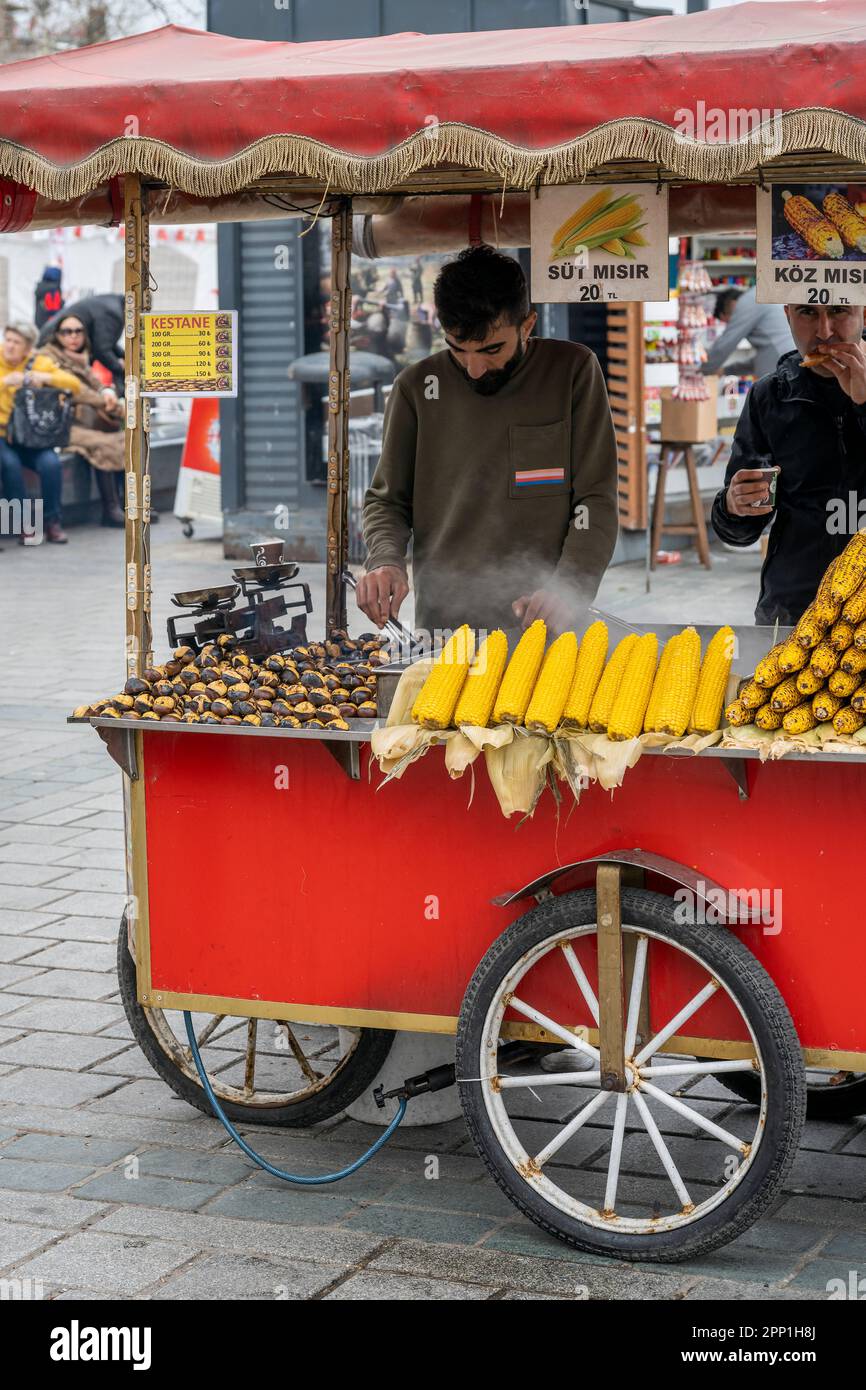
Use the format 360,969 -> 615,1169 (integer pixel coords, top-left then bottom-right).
140,311 -> 238,396
756,184 -> 866,305
531,184 -> 669,303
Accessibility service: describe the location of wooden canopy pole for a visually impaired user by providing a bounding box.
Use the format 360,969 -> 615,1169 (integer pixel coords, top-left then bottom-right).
325,198 -> 353,635
123,174 -> 152,677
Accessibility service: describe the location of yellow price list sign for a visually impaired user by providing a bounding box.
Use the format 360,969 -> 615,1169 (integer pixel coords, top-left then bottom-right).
140,311 -> 237,397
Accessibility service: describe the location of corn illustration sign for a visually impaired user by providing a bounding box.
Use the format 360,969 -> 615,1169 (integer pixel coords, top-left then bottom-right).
530,183 -> 669,303
757,184 -> 866,304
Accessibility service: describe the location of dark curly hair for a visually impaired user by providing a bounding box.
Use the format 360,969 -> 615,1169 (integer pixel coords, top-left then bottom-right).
433,244 -> 530,342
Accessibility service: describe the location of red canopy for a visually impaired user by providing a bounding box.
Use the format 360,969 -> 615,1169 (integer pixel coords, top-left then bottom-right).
1,1 -> 866,199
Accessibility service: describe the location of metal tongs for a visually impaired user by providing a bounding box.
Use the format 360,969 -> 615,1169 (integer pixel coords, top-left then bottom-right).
341,571 -> 422,659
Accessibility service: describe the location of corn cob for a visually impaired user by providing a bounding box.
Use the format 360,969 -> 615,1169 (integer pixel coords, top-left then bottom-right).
822,193 -> 866,253
813,689 -> 844,722
796,667 -> 825,696
783,705 -> 819,735
771,677 -> 805,713
829,531 -> 866,602
599,238 -> 627,256
690,625 -> 735,734
725,698 -> 752,727
829,619 -> 856,652
777,637 -> 808,674
854,620 -> 866,649
622,228 -> 648,247
555,199 -> 642,254
562,620 -> 608,728
794,602 -> 831,649
782,190 -> 844,259
411,625 -> 475,729
755,703 -> 784,731
550,187 -> 612,249
842,582 -> 866,625
525,632 -> 579,734
814,559 -> 842,627
833,705 -> 866,736
643,632 -> 678,733
453,630 -> 508,729
608,633 -> 658,741
841,644 -> 866,676
754,641 -> 786,688
492,620 -> 547,725
657,626 -> 702,737
738,677 -> 768,711
851,683 -> 866,712
588,633 -> 639,733
829,667 -> 862,698
810,640 -> 839,679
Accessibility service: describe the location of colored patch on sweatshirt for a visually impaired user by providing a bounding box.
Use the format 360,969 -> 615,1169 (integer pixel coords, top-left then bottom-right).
513,468 -> 566,487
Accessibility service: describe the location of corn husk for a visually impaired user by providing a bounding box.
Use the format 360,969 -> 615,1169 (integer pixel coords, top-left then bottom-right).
484,730 -> 553,818
387,659 -> 433,727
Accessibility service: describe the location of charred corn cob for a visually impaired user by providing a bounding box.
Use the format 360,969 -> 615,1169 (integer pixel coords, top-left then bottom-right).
841,644 -> 866,676
525,631 -> 579,734
829,619 -> 856,652
813,689 -> 844,722
725,698 -> 752,727
754,641 -> 786,688
842,582 -> 866,625
778,637 -> 808,674
755,703 -> 784,731
823,192 -> 866,253
810,640 -> 839,679
797,666 -> 825,696
411,625 -> 475,729
562,620 -> 608,729
643,632 -> 678,733
492,620 -> 547,725
691,625 -> 735,734
782,190 -> 844,259
783,705 -> 819,735
793,603 -> 827,649
854,619 -> 866,649
829,667 -> 862,698
833,705 -> 866,736
771,676 -> 805,713
588,633 -> 638,733
453,630 -> 508,728
814,560 -> 842,627
738,677 -> 768,710
852,683 -> 866,712
829,531 -> 866,602
608,633 -> 658,740
656,627 -> 702,737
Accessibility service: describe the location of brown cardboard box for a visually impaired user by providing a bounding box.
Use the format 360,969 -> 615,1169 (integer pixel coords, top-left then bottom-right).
660,376 -> 719,442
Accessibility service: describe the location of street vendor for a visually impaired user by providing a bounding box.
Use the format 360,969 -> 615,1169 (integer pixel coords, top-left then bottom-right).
711,303 -> 866,625
358,245 -> 619,637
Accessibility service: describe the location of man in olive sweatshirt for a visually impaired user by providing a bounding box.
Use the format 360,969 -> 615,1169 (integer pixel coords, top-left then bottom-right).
358,245 -> 619,637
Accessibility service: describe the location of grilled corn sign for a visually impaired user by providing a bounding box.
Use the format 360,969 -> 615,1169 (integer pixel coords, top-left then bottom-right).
757,184 -> 866,304
140,311 -> 238,396
530,184 -> 669,303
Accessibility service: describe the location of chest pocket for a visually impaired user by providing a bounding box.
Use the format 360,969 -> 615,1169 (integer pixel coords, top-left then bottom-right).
507,421 -> 569,499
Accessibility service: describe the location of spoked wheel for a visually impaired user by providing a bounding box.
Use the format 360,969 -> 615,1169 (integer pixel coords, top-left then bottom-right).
713,1066 -> 866,1120
117,916 -> 395,1126
457,888 -> 806,1263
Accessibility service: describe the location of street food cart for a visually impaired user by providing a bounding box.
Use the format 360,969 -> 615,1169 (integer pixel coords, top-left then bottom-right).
3,2 -> 866,1262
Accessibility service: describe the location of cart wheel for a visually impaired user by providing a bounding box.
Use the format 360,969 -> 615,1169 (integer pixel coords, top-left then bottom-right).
182,521 -> 194,538
117,916 -> 394,1126
712,1066 -> 866,1120
457,888 -> 806,1263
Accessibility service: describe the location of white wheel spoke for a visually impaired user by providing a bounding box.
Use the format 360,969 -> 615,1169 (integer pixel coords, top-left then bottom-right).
496,1072 -> 602,1089
602,1092 -> 629,1214
639,1080 -> 749,1152
624,934 -> 648,1056
508,995 -> 599,1060
633,980 -> 720,1066
631,1088 -> 692,1209
533,1090 -> 610,1167
561,943 -> 599,1025
640,1060 -> 758,1078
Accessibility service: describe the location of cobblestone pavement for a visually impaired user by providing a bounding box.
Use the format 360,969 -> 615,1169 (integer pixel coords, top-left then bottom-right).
0,521 -> 862,1300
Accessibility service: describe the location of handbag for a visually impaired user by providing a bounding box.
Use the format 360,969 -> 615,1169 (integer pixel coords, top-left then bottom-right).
8,355 -> 74,450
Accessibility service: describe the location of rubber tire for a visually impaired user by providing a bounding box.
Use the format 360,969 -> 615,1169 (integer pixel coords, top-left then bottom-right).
117,917 -> 395,1126
457,887 -> 807,1264
713,1067 -> 866,1120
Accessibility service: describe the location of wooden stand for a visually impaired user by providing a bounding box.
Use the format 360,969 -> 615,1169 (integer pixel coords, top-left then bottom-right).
649,441 -> 712,571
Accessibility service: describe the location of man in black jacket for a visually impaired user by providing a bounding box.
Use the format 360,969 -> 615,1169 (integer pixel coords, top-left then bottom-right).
711,303 -> 866,625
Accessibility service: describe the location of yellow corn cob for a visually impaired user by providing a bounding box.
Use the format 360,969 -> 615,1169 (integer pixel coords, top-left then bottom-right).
813,559 -> 842,627
822,193 -> 866,252
793,604 -> 827,649
690,625 -> 735,734
525,632 -> 579,734
829,531 -> 866,602
783,705 -> 819,735
854,619 -> 866,649
829,619 -> 856,652
599,238 -> 626,255
411,625 -> 475,729
588,633 -> 639,733
796,667 -> 825,696
755,703 -> 784,731
829,668 -> 862,698
857,202 -> 866,222
782,190 -> 844,259
813,689 -> 844,722
851,683 -> 866,712
810,640 -> 839,679
657,626 -> 702,737
842,582 -> 866,625
725,698 -> 752,727
622,228 -> 648,247
754,641 -> 786,688
563,620 -> 608,728
738,677 -> 768,711
550,188 -> 611,248
577,202 -> 641,243
777,638 -> 807,674
453,630 -> 509,729
771,677 -> 805,713
492,620 -> 547,726
833,705 -> 866,736
643,632 -> 679,733
608,633 -> 658,741
841,644 -> 866,676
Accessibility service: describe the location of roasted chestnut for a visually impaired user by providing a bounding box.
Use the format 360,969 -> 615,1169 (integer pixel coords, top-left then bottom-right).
259,712 -> 277,726
101,706 -> 121,719
324,717 -> 350,730
124,676 -> 151,697
153,696 -> 177,715
337,703 -> 357,719
350,687 -> 374,706
143,666 -> 162,684
230,682 -> 252,701
153,680 -> 174,698
356,701 -> 377,718
174,646 -> 196,664
293,701 -> 317,721
300,671 -> 326,690
200,711 -> 221,723
282,715 -> 301,727
317,703 -> 341,720
133,694 -> 154,713
110,694 -> 135,711
205,680 -> 228,699
210,698 -> 232,717
307,689 -> 331,708
306,718 -> 325,728
182,712 -> 200,723
222,714 -> 242,724
265,655 -> 285,672
140,711 -> 160,721
242,713 -> 262,725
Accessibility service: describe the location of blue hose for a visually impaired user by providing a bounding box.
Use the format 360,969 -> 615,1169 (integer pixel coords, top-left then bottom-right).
184,1011 -> 407,1185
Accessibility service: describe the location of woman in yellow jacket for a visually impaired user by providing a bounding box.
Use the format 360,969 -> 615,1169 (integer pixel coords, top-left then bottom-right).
0,320 -> 81,544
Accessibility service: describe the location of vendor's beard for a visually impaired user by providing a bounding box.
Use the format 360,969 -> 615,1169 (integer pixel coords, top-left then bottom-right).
456,335 -> 527,395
